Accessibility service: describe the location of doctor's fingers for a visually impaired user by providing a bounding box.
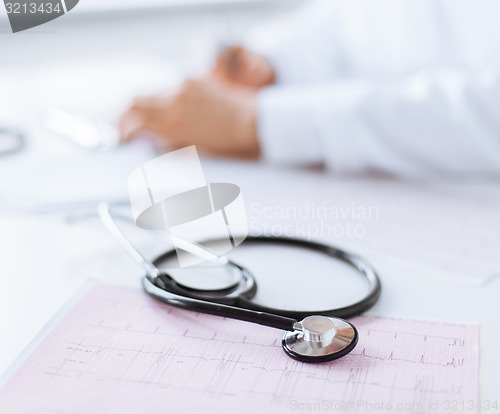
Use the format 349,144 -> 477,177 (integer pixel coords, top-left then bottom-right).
120,115 -> 182,146
215,46 -> 275,88
119,109 -> 177,144
118,98 -> 173,142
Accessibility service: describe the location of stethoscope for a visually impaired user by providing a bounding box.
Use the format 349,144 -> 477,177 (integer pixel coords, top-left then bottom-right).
99,203 -> 382,363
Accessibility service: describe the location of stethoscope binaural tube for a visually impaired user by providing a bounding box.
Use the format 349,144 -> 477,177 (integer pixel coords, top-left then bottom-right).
99,203 -> 381,363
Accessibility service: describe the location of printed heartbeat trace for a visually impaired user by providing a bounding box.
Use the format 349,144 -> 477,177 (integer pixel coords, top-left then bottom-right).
0,285 -> 478,414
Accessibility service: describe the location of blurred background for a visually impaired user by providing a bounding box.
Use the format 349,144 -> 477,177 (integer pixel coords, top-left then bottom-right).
0,0 -> 297,124
0,0 -> 303,211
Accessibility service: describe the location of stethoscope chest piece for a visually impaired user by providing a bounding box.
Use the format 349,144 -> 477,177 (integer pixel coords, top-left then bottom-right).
282,315 -> 358,362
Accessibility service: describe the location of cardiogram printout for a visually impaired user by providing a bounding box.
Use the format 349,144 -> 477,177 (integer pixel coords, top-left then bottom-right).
0,284 -> 479,414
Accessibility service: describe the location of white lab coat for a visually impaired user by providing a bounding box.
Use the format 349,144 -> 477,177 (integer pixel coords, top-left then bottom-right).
245,0 -> 500,176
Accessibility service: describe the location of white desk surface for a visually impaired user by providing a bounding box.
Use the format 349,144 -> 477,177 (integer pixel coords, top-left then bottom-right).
1,151 -> 499,407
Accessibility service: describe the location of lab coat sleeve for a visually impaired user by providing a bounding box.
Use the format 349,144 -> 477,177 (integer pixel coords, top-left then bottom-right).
243,1 -> 343,84
257,70 -> 500,177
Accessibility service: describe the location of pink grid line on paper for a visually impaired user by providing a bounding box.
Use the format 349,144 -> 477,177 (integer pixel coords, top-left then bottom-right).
0,284 -> 479,414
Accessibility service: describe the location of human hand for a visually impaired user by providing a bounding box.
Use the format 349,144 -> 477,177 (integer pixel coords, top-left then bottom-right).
118,78 -> 259,159
212,46 -> 276,89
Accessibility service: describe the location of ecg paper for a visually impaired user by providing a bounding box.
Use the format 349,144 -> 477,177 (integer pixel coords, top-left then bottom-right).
0,284 -> 479,414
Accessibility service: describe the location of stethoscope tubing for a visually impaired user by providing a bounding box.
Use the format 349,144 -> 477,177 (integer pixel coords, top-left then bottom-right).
143,276 -> 298,331
151,235 -> 382,321
98,203 -> 381,332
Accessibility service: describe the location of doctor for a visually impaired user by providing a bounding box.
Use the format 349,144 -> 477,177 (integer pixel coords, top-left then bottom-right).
119,0 -> 500,177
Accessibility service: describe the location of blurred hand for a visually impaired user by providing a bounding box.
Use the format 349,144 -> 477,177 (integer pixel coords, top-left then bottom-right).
119,78 -> 259,158
119,46 -> 274,158
212,46 -> 276,89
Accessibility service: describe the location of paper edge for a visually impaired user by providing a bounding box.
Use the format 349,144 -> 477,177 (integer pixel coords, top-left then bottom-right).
0,279 -> 97,388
